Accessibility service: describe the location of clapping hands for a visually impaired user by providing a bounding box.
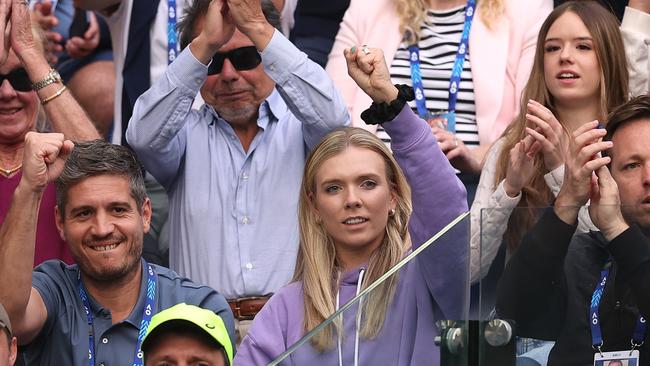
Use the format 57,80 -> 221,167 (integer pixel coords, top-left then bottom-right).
0,0 -> 40,65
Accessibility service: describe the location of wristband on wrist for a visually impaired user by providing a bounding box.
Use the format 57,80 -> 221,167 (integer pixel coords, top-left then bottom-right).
41,85 -> 68,106
360,84 -> 415,125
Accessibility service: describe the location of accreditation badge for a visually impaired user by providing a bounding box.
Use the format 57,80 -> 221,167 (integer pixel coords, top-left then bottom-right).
594,350 -> 640,366
426,111 -> 456,133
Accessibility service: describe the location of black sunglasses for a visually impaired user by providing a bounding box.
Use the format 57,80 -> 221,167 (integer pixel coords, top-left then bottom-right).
208,46 -> 262,75
0,68 -> 32,92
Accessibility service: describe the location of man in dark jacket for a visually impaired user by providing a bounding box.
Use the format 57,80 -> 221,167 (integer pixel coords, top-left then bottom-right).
497,95 -> 650,365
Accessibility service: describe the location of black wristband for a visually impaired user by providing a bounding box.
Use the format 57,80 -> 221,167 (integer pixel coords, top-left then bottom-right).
360,84 -> 415,125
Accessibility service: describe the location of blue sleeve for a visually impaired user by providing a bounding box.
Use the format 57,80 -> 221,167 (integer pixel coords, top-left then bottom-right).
383,106 -> 469,319
261,30 -> 350,149
31,261 -> 73,341
125,47 -> 204,189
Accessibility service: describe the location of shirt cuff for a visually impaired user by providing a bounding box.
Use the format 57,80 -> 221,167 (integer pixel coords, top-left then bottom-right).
260,29 -> 306,84
544,164 -> 564,196
622,6 -> 650,34
171,46 -> 209,93
494,180 -> 522,208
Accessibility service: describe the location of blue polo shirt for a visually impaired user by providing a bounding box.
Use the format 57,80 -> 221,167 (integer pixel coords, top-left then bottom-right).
22,259 -> 234,366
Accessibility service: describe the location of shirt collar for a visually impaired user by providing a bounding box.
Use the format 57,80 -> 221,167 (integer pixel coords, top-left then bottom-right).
206,88 -> 287,129
82,259 -> 149,328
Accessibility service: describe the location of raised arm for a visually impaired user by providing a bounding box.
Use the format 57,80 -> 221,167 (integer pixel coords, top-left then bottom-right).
0,132 -> 73,344
343,46 -> 468,318
226,0 -> 349,148
7,0 -> 99,140
125,0 -> 238,187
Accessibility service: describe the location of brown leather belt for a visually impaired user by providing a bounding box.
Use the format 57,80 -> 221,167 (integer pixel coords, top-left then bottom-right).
228,296 -> 271,320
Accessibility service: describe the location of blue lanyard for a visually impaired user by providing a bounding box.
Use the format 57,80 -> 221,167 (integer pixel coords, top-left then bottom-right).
589,259 -> 646,352
407,0 -> 475,133
78,263 -> 157,366
167,0 -> 179,64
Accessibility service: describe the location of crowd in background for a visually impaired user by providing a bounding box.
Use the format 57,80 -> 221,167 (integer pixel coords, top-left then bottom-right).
0,0 -> 648,365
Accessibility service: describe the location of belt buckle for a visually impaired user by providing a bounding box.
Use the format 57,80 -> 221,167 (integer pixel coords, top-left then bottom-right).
229,296 -> 270,320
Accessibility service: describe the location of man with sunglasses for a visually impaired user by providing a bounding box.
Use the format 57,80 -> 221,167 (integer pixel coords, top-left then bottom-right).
126,0 -> 348,340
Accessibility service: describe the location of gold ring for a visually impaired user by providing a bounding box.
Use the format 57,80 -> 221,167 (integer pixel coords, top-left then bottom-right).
361,45 -> 370,55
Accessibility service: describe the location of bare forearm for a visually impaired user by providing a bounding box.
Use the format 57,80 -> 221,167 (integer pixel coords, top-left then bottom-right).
553,194 -> 580,226
0,184 -> 42,320
242,23 -> 275,52
22,50 -> 99,140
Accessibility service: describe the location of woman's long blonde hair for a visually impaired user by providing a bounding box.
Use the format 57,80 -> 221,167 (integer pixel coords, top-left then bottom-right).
493,1 -> 629,250
294,128 -> 413,352
394,0 -> 504,44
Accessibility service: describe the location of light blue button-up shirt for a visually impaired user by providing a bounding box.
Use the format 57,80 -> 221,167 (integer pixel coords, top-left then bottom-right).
126,30 -> 349,298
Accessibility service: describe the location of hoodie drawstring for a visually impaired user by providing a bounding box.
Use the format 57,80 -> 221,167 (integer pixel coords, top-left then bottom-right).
336,268 -> 365,366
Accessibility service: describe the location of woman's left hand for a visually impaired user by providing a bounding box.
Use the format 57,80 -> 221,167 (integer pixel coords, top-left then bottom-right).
344,45 -> 398,103
431,125 -> 481,174
0,0 -> 11,65
9,0 -> 38,59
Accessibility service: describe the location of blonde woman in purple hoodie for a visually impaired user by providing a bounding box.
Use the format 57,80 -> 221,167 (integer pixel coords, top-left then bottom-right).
235,45 -> 468,366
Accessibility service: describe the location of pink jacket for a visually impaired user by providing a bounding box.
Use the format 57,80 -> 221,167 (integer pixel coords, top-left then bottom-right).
326,0 -> 552,146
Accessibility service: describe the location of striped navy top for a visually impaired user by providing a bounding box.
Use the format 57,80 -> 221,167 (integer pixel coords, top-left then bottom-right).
381,5 -> 478,147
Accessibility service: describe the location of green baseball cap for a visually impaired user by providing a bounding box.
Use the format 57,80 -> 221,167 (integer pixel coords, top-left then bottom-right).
141,303 -> 233,365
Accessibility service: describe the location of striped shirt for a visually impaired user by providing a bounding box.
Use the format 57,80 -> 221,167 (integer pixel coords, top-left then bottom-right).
382,5 -> 478,147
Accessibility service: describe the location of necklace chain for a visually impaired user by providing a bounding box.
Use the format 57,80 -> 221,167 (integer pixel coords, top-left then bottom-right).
0,164 -> 22,177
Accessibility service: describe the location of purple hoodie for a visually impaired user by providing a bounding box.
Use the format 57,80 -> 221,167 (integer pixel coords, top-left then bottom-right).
234,106 -> 469,365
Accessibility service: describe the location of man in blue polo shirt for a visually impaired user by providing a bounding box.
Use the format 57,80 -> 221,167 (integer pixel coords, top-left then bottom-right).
0,132 -> 234,365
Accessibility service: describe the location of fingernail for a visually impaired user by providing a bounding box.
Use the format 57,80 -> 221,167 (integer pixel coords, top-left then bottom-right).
596,123 -> 604,129
350,46 -> 357,54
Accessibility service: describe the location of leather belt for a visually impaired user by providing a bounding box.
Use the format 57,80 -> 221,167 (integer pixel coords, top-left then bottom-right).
228,296 -> 271,320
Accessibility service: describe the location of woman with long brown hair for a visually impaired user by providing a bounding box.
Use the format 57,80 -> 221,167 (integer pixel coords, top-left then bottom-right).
235,45 -> 467,365
470,0 -> 629,284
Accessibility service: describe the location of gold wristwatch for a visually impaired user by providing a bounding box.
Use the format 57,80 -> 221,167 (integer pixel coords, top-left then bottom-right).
32,69 -> 63,91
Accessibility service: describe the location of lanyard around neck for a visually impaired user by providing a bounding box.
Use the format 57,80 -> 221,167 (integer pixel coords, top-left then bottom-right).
407,0 -> 476,133
167,0 -> 179,64
78,263 -> 157,366
589,259 -> 646,353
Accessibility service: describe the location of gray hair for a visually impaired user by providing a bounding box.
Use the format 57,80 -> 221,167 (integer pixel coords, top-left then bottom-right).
178,0 -> 282,50
55,140 -> 147,218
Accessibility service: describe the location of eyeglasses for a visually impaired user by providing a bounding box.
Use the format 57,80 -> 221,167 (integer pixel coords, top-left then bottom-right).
0,68 -> 32,92
208,46 -> 262,75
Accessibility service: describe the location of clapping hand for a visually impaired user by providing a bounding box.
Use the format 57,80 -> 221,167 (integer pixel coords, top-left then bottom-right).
525,100 -> 567,172
190,0 -> 235,64
503,134 -> 541,197
0,0 -> 11,65
554,121 -> 611,224
589,164 -> 628,241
